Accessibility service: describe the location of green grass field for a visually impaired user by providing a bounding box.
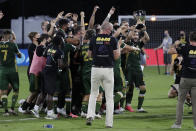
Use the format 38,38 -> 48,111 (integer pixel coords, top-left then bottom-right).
0,66 -> 195,131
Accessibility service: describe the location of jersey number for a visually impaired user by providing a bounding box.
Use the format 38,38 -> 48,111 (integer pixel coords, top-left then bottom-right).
82,51 -> 92,62
1,50 -> 8,61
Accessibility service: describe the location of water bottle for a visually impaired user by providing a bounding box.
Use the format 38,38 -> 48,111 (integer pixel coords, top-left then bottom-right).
43,124 -> 53,128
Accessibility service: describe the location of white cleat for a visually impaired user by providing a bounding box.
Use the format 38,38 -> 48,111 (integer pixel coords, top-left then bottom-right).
45,110 -> 58,120
137,107 -> 147,113
18,99 -> 25,105
18,106 -> 26,114
171,124 -> 181,129
81,111 -> 87,118
94,113 -> 102,119
57,108 -> 67,117
31,109 -> 40,118
119,107 -> 125,112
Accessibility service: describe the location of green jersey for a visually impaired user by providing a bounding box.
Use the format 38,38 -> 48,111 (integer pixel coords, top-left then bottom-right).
114,57 -> 121,69
126,40 -> 144,70
0,41 -> 19,67
81,42 -> 92,74
62,43 -> 76,67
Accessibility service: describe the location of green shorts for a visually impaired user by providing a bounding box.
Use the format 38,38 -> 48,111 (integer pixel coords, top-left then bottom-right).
82,72 -> 104,95
29,73 -> 41,92
0,67 -> 19,91
82,72 -> 91,95
126,68 -> 145,87
114,67 -> 126,92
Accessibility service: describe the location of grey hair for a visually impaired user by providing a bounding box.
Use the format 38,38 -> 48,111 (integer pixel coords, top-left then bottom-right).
101,22 -> 113,31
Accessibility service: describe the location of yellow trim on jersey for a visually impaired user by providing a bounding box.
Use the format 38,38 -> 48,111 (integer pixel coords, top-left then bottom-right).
15,57 -> 18,72
68,68 -> 72,89
120,67 -> 126,88
68,52 -> 70,66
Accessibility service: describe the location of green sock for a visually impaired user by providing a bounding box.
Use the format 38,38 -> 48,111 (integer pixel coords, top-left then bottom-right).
53,97 -> 58,114
120,97 -> 125,108
2,97 -> 8,112
138,90 -> 146,109
95,101 -> 101,114
81,101 -> 88,113
66,101 -> 71,115
11,94 -> 18,110
114,92 -> 122,104
138,97 -> 144,109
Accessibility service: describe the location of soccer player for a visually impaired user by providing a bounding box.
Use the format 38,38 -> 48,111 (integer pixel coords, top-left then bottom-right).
80,29 -> 103,118
0,30 -> 21,115
43,35 -> 64,119
125,25 -> 149,113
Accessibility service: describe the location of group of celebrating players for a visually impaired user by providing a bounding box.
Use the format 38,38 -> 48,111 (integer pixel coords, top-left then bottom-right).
0,6 -> 150,120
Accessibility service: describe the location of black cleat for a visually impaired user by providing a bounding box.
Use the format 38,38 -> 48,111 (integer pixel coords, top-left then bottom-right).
86,117 -> 93,126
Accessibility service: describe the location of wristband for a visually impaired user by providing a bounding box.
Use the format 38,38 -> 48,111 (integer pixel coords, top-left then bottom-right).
120,42 -> 126,49
131,46 -> 140,51
107,14 -> 111,18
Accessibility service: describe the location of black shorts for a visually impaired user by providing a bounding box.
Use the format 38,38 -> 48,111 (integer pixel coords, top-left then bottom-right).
164,53 -> 171,65
126,68 -> 145,87
43,69 -> 57,95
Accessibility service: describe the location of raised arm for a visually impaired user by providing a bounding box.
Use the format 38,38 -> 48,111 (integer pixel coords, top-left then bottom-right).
168,40 -> 180,54
113,37 -> 121,60
88,5 -> 99,29
0,11 -> 4,20
47,11 -> 64,36
80,11 -> 85,36
101,7 -> 115,26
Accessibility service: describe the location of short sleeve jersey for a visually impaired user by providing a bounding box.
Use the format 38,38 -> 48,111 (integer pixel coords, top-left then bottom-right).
176,44 -> 196,78
89,34 -> 118,67
45,45 -> 64,71
0,41 -> 20,67
126,40 -> 144,70
81,42 -> 92,74
62,43 -> 76,66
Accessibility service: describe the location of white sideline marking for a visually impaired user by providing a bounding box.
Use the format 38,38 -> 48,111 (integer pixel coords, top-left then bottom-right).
0,118 -> 36,122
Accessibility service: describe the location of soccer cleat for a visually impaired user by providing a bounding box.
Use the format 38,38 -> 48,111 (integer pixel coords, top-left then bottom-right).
45,113 -> 58,120
9,109 -> 18,115
57,108 -> 67,117
18,106 -> 26,114
18,99 -> 25,105
81,111 -> 87,118
69,113 -> 79,118
3,112 -> 10,116
119,107 -> 125,112
31,109 -> 40,118
137,108 -> 148,113
106,126 -> 112,128
114,109 -> 122,114
125,105 -> 134,112
94,113 -> 102,119
86,117 -> 93,126
171,124 -> 181,129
